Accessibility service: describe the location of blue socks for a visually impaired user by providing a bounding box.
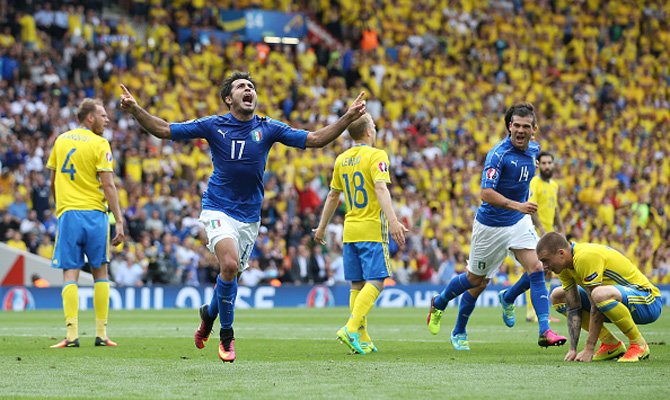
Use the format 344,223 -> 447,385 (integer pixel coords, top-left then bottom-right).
208,283 -> 219,319
453,291 -> 477,335
434,273 -> 473,310
502,273 -> 529,304
215,275 -> 237,329
528,271 -> 550,334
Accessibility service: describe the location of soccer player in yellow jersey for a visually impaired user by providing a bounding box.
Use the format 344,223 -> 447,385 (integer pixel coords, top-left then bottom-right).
46,99 -> 126,348
537,232 -> 662,363
526,151 -> 564,322
313,113 -> 408,355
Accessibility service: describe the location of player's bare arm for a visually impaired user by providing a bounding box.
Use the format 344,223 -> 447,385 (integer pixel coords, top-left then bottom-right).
575,286 -> 605,362
49,169 -> 56,208
119,84 -> 171,139
564,285 -> 582,361
554,203 -> 564,234
374,181 -> 409,248
305,92 -> 366,148
313,189 -> 342,245
531,212 -> 546,236
99,171 -> 126,246
481,188 -> 538,214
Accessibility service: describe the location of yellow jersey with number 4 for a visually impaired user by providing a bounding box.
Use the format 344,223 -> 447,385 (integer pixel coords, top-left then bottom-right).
46,128 -> 114,217
331,144 -> 391,243
529,175 -> 559,232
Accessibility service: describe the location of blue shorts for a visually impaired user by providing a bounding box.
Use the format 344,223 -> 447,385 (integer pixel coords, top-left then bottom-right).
577,286 -> 662,325
53,210 -> 110,270
343,242 -> 390,282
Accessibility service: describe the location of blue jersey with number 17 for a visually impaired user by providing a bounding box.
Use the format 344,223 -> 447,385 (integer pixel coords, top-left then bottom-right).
170,114 -> 308,223
476,136 -> 540,227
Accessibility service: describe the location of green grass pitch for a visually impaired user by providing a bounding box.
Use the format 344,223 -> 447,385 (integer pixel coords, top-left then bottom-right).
1,307 -> 669,399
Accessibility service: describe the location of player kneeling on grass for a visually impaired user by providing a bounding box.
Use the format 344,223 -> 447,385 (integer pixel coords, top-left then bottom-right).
537,232 -> 662,363
313,113 -> 408,355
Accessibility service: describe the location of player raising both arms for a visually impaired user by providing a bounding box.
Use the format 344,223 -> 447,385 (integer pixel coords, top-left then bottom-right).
313,113 -> 408,355
120,71 -> 366,363
427,103 -> 567,349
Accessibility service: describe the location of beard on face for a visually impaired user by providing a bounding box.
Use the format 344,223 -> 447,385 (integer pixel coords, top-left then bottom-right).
540,169 -> 553,180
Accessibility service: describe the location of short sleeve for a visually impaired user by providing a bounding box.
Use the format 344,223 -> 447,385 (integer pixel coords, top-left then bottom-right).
267,118 -> 308,149
330,158 -> 343,191
370,150 -> 391,184
481,149 -> 502,189
558,270 -> 576,292
46,141 -> 57,170
574,251 -> 606,288
528,176 -> 538,203
96,140 -> 114,171
170,117 -> 214,141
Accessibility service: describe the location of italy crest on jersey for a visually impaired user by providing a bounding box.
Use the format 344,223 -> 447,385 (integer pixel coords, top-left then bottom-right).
251,130 -> 262,142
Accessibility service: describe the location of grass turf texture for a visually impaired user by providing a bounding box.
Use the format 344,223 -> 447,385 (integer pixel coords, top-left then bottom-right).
1,307 -> 669,399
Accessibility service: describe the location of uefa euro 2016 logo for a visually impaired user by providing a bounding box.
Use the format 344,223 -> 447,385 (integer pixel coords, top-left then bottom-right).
306,286 -> 334,308
2,287 -> 36,311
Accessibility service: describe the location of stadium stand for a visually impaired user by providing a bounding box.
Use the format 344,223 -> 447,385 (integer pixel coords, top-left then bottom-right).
0,0 -> 668,288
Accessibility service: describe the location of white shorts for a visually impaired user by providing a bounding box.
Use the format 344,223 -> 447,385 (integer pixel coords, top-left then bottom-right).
467,215 -> 538,278
199,209 -> 260,272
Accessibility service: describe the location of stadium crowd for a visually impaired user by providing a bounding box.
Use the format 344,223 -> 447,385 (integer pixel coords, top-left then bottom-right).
1,0 -> 669,288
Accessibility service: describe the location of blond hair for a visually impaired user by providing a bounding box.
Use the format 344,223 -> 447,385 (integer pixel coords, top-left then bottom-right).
76,98 -> 103,123
347,113 -> 373,140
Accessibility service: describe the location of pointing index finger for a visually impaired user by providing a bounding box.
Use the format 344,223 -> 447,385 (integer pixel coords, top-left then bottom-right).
120,84 -> 131,96
353,91 -> 365,103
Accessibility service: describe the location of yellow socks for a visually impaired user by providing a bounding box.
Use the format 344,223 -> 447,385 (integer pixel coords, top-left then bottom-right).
596,299 -> 642,344
553,303 -> 619,344
346,284 -> 380,333
62,283 -> 79,341
94,280 -> 110,339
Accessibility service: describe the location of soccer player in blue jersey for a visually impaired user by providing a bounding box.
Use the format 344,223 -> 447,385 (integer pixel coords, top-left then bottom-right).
313,113 -> 408,355
426,103 -> 567,349
120,71 -> 366,363
47,98 -> 126,348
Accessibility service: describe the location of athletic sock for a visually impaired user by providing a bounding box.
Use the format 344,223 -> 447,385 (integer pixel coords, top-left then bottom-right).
528,271 -> 550,334
62,282 -> 79,341
453,290 -> 477,335
434,273 -> 473,310
216,276 -> 237,330
596,299 -> 642,344
503,273 -> 530,304
94,279 -> 110,338
346,283 -> 380,333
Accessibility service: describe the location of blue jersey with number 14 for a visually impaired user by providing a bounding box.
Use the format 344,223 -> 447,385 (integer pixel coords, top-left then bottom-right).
170,114 -> 308,223
476,136 -> 540,227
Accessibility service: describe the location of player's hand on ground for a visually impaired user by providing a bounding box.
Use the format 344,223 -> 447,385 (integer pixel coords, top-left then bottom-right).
111,221 -> 126,246
312,228 -> 326,245
575,349 -> 593,362
563,349 -> 577,362
516,201 -> 538,215
390,220 -> 409,248
343,91 -> 366,122
119,84 -> 138,111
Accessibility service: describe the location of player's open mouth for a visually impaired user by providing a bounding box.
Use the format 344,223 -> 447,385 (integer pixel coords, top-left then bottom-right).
242,94 -> 253,105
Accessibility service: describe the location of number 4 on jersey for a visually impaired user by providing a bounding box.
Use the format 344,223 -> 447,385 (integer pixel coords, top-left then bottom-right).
61,148 -> 77,180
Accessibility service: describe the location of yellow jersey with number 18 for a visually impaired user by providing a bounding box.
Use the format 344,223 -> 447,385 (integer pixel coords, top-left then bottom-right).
46,128 -> 114,217
529,175 -> 559,232
331,144 -> 391,243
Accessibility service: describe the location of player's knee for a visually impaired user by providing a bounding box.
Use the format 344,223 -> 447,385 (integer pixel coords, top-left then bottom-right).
550,287 -> 565,305
527,261 -> 543,274
218,255 -> 239,278
465,271 -> 485,287
589,286 -> 613,304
